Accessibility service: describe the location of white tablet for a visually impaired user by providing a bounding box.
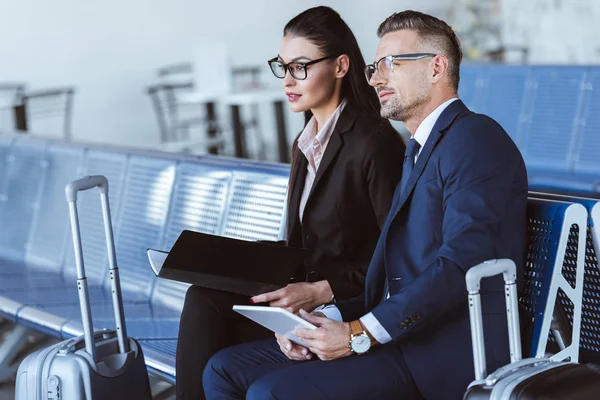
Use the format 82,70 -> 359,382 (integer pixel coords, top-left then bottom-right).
233,305 -> 317,347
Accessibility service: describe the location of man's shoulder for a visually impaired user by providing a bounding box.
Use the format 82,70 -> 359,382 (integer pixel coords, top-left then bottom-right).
449,110 -> 504,135
442,111 -> 517,153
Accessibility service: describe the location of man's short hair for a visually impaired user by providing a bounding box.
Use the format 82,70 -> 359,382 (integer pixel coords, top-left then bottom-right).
378,10 -> 463,92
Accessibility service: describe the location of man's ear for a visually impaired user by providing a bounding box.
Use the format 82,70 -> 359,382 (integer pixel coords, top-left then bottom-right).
431,54 -> 448,84
335,54 -> 350,78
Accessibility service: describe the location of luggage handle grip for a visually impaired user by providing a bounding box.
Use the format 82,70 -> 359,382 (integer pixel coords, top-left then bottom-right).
466,259 -> 517,291
466,259 -> 522,381
65,175 -> 108,202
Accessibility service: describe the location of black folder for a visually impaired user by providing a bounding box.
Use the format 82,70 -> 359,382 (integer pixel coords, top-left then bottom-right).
153,230 -> 306,296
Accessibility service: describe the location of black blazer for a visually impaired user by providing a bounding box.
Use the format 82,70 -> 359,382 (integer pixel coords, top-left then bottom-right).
285,104 -> 405,300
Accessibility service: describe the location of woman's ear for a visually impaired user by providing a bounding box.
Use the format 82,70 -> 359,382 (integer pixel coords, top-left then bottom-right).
335,54 -> 350,78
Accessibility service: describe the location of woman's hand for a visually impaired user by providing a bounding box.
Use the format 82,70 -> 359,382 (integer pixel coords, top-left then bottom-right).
250,281 -> 333,314
275,333 -> 313,361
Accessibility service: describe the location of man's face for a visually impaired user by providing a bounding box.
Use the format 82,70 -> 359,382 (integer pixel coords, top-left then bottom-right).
369,30 -> 432,122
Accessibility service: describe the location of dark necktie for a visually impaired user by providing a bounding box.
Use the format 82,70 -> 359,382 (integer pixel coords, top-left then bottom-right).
382,138 -> 421,303
400,138 -> 421,194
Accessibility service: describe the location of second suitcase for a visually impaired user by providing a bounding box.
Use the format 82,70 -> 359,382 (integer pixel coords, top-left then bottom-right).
463,259 -> 600,400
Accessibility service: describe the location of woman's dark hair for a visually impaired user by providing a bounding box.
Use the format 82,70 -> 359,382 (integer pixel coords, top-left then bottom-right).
283,6 -> 381,123
283,7 -> 386,213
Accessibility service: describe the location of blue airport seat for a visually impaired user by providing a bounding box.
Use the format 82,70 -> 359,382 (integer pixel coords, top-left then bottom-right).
25,144 -> 85,271
572,67 -> 600,183
0,144 -> 85,292
110,155 -> 177,298
479,65 -> 531,146
521,67 -> 586,174
0,138 -> 49,262
220,170 -> 289,241
520,199 -> 588,359
138,339 -> 178,384
149,161 -> 236,311
528,192 -> 600,364
458,64 -> 485,112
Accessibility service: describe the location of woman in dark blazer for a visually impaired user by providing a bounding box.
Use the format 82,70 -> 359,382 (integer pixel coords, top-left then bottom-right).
176,6 -> 405,399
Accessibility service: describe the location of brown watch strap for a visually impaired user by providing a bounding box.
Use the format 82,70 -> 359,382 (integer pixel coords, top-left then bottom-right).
350,320 -> 364,337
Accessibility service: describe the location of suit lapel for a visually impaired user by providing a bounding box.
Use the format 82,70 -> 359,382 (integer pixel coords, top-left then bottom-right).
286,154 -> 308,242
392,100 -> 469,216
303,105 -> 357,212
306,130 -> 342,200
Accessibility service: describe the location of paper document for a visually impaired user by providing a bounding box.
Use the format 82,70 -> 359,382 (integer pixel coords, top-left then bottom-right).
147,248 -> 169,276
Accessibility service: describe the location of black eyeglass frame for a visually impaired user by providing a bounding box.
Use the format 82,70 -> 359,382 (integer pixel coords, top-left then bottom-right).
267,55 -> 336,80
364,53 -> 437,81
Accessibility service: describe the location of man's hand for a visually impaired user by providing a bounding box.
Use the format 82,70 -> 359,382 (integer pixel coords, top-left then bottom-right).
250,281 -> 333,314
275,333 -> 313,361
294,309 -> 353,361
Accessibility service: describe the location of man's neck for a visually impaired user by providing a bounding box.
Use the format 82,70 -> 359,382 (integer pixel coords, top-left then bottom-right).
405,93 -> 457,136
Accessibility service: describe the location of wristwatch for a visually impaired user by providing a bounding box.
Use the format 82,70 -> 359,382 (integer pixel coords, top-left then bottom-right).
349,320 -> 371,354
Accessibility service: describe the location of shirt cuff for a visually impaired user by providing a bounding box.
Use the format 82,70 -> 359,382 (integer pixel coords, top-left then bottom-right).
314,304 -> 343,322
360,312 -> 392,344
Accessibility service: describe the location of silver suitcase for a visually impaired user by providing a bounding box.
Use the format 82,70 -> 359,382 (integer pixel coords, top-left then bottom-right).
15,175 -> 152,400
463,259 -> 600,399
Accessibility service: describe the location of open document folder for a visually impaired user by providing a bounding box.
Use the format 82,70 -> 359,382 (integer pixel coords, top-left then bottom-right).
147,230 -> 307,297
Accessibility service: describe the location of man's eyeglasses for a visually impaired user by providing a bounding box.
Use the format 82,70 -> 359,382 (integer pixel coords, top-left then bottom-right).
268,55 -> 335,80
364,53 -> 436,82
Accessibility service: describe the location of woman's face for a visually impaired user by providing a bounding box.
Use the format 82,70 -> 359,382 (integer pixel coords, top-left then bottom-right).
277,35 -> 338,113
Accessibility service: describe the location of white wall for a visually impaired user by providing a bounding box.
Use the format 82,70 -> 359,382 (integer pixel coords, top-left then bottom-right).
502,0 -> 600,64
0,0 -> 449,150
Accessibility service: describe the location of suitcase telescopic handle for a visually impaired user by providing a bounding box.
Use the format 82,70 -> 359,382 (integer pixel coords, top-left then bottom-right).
65,175 -> 108,201
65,175 -> 130,363
466,259 -> 522,381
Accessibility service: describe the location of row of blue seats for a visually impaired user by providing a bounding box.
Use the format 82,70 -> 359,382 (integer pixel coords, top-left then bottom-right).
0,133 -> 599,386
459,64 -> 600,196
0,134 -> 290,382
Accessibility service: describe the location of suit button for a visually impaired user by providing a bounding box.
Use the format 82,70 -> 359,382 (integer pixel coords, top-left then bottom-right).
304,232 -> 317,248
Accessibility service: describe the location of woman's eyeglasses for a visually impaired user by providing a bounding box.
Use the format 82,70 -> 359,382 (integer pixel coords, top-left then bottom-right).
268,55 -> 335,80
364,53 -> 436,82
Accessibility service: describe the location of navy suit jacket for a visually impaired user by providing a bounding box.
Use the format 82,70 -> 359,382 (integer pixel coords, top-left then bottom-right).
337,100 -> 528,399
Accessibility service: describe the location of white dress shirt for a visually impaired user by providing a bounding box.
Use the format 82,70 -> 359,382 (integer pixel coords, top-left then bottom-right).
297,99 -> 347,222
319,98 -> 459,344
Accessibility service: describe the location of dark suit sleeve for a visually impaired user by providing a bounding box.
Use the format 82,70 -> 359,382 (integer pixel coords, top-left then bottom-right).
369,118 -> 525,341
323,126 -> 404,300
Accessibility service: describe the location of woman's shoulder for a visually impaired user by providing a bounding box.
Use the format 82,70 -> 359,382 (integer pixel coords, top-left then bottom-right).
345,113 -> 404,150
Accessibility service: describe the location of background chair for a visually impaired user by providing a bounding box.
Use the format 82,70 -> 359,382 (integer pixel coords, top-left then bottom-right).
0,83 -> 26,133
14,87 -> 76,141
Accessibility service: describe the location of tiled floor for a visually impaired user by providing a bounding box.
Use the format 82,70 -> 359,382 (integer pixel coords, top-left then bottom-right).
0,378 -> 176,399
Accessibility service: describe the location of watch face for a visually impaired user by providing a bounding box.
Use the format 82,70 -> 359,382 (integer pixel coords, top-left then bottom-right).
351,334 -> 371,354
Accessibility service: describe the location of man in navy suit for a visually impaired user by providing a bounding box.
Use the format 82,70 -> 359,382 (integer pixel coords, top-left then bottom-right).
203,10 -> 527,400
